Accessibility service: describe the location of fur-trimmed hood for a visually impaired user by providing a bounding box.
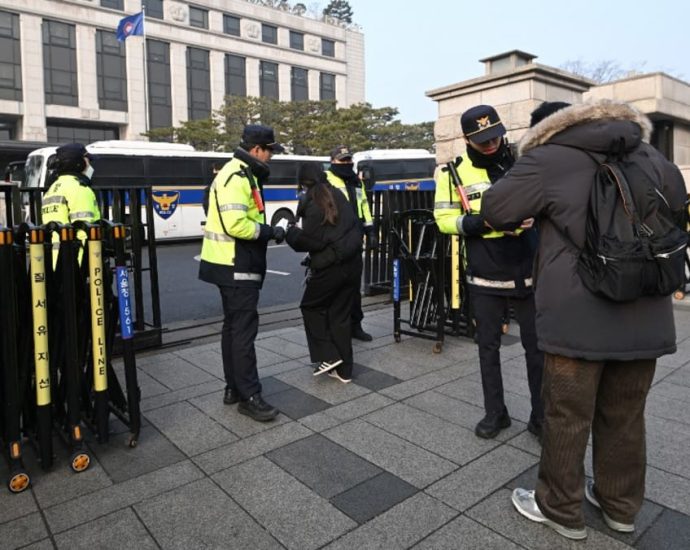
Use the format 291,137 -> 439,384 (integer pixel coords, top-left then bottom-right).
518,99 -> 653,156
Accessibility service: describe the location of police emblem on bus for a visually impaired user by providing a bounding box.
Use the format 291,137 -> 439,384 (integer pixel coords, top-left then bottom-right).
152,192 -> 180,219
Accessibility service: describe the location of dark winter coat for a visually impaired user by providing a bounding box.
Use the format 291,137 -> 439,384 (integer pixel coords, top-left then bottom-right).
481,100 -> 687,361
286,183 -> 363,270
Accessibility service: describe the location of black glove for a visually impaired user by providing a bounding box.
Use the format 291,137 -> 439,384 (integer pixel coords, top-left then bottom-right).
300,254 -> 311,267
271,225 -> 286,244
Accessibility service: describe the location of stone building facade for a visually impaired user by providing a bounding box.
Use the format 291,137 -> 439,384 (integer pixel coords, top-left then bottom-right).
426,51 -> 690,187
0,0 -> 365,145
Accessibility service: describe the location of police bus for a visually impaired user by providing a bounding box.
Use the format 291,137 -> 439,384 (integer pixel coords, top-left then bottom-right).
24,141 -> 328,240
353,149 -> 436,192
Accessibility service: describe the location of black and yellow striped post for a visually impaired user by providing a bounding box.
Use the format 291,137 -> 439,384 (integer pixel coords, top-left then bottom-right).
87,224 -> 109,443
57,225 -> 90,473
28,226 -> 53,470
0,228 -> 30,492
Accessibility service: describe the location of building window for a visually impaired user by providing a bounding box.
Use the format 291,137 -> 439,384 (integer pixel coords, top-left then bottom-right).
187,47 -> 210,120
291,67 -> 308,101
189,6 -> 208,29
322,39 -> 335,57
96,30 -> 127,111
43,20 -> 78,106
0,11 -> 22,101
0,119 -> 16,140
260,61 -> 278,99
223,14 -> 240,36
46,122 -> 119,143
262,24 -> 277,44
289,31 -> 304,51
146,39 -> 172,130
143,0 -> 163,20
225,54 -> 246,97
100,0 -> 123,9
320,72 -> 335,100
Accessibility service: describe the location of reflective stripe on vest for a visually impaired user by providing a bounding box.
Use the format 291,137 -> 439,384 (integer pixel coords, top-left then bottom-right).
467,275 -> 533,289
204,230 -> 234,242
219,203 -> 248,212
43,195 -> 67,206
234,272 -> 262,281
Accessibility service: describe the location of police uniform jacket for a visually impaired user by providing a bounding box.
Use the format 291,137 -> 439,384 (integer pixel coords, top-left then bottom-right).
434,149 -> 536,297
286,183 -> 362,270
326,169 -> 374,231
481,100 -> 686,361
198,147 -> 274,288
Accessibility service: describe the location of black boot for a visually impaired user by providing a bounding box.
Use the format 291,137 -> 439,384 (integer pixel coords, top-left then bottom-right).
527,415 -> 543,443
475,408 -> 511,439
352,324 -> 373,342
238,393 -> 279,422
223,387 -> 239,405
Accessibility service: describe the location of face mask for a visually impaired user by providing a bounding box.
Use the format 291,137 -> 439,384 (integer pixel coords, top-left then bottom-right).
83,164 -> 94,180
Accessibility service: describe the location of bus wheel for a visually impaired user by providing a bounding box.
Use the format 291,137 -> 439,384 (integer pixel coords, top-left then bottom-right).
271,209 -> 296,227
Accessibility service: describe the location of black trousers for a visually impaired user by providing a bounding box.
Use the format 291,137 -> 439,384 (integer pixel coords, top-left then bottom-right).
219,286 -> 261,400
471,291 -> 544,419
301,257 -> 361,378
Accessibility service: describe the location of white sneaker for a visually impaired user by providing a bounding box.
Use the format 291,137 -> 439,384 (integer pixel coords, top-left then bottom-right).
511,488 -> 587,540
328,370 -> 352,384
585,480 -> 635,533
313,359 -> 343,376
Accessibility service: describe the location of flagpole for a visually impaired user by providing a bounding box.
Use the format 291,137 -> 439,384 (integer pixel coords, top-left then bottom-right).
141,5 -> 150,136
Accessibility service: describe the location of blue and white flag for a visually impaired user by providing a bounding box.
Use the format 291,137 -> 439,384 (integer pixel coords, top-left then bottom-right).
116,11 -> 144,41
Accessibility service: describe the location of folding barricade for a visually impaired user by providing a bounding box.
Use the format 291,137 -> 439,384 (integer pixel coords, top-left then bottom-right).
0,220 -> 142,493
390,209 -> 474,353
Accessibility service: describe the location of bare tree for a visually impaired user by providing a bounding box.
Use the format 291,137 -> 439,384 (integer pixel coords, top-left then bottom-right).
561,59 -> 647,83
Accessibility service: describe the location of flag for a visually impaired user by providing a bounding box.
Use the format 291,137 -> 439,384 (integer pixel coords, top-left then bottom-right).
116,12 -> 144,41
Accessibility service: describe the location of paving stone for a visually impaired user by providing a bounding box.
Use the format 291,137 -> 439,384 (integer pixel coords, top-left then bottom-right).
172,346 -> 223,379
330,471 -> 418,524
265,386 -> 333,419
0,513 -> 48,550
379,364 -> 472,401
256,346 -> 291,368
276,367 -> 370,405
467,488 -> 631,549
144,400 -> 237,456
193,421 -> 313,475
324,420 -> 457,488
258,359 -> 306,378
645,466 -> 690,516
435,377 -> 487,408
54,508 -> 158,550
324,392 -> 395,422
426,445 -> 538,511
0,480 -> 38,524
266,433 -> 381,498
189,390 -> 291,438
412,515 -> 522,549
646,393 -> 690,425
18,540 -> 54,550
139,355 -> 216,390
355,348 -> 454,381
506,430 -> 544,457
298,411 -> 343,432
121,368 -> 169,400
261,376 -> 294,396
136,478 -> 282,549
649,381 -> 690,403
323,492 -> 457,550
636,509 -> 690,550
645,415 -> 690,478
44,460 -> 204,533
213,456 -> 355,550
139,379 -> 220,412
352,364 -> 402,391
364,402 -> 499,465
86,423 -> 186,483
257,336 -> 311,360
665,365 -> 690,387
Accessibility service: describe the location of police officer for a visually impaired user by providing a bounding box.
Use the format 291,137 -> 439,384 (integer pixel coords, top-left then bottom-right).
434,105 -> 543,440
199,124 -> 285,422
326,145 -> 376,342
41,143 -> 100,266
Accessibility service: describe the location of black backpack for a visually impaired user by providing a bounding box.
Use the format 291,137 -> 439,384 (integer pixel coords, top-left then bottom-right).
573,140 -> 687,302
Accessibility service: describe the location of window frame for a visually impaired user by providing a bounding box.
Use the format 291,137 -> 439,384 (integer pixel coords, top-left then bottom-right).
261,24 -> 277,44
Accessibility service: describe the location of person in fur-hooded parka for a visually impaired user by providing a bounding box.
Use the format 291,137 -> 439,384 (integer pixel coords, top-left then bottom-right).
481,99 -> 687,539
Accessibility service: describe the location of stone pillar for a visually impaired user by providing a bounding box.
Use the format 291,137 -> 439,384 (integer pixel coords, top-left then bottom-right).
124,37 -> 148,139
278,64 -> 291,102
19,14 -> 47,141
210,50 -> 226,112
76,25 -> 98,112
170,42 -> 188,126
246,58 -> 260,98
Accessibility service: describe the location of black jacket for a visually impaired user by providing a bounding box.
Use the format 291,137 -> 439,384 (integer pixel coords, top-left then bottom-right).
286,183 -> 362,269
481,100 -> 686,360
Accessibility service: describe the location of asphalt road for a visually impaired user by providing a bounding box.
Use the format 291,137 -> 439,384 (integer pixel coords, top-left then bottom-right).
151,241 -> 307,325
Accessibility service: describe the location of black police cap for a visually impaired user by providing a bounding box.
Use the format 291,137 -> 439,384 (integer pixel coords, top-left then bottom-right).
56,142 -> 91,161
241,124 -> 285,153
461,105 -> 506,143
330,145 -> 353,161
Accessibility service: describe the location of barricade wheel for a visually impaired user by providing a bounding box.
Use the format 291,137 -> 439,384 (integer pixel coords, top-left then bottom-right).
128,436 -> 138,448
8,471 -> 30,493
394,334 -> 401,343
673,290 -> 685,301
433,342 -> 443,354
70,452 -> 90,472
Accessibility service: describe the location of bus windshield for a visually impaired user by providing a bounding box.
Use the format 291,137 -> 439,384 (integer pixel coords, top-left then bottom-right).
24,155 -> 44,189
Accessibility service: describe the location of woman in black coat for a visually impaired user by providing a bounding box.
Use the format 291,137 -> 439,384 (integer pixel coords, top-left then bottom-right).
286,163 -> 363,382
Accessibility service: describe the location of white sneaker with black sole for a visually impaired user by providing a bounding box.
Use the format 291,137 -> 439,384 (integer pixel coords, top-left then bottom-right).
511,488 -> 587,540
313,359 -> 343,376
327,370 -> 352,384
585,480 -> 635,533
